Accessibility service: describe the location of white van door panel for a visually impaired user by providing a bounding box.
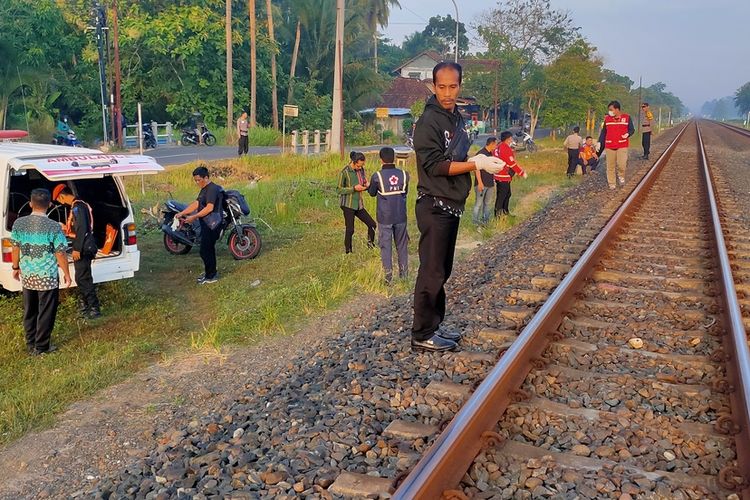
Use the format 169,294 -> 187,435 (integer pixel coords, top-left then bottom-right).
9,154 -> 164,180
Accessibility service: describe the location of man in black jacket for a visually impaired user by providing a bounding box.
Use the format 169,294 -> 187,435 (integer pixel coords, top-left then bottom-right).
411,62 -> 505,352
53,184 -> 101,318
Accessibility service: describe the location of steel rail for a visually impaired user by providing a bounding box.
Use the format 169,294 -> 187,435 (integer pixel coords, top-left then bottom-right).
696,121 -> 750,498
712,120 -> 750,139
394,121 -> 693,499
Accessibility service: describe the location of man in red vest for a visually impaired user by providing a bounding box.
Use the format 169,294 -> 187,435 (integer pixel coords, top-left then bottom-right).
597,100 -> 635,190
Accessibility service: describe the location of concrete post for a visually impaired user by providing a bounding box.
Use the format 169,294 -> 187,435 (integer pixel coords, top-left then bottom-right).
302,130 -> 309,155
290,130 -> 298,154
313,130 -> 321,154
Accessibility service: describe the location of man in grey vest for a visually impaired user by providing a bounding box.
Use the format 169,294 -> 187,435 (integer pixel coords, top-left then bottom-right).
368,147 -> 409,284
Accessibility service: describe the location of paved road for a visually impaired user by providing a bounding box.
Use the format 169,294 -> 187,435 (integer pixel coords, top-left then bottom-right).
143,144 -> 394,167
143,129 -> 552,167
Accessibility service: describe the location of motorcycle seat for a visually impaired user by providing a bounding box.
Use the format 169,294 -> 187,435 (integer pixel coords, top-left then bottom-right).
166,200 -> 189,212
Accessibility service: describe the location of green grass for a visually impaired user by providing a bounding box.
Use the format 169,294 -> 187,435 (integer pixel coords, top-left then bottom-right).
0,148 -> 573,446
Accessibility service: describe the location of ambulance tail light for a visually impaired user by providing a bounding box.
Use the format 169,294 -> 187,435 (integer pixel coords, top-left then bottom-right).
123,223 -> 137,245
1,239 -> 13,263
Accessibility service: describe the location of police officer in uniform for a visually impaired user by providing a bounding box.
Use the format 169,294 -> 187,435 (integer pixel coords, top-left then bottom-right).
53,184 -> 101,318
368,147 -> 409,284
640,102 -> 654,160
410,62 -> 505,352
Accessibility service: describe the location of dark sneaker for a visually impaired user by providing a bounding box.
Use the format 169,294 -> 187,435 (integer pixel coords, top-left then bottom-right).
33,344 -> 58,356
436,326 -> 463,342
198,274 -> 219,285
88,308 -> 102,319
411,334 -> 458,352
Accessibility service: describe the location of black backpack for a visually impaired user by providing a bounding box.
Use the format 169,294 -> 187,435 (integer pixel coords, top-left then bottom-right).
224,189 -> 251,216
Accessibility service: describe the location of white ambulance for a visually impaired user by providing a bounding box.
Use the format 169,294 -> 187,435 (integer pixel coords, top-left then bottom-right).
0,135 -> 164,292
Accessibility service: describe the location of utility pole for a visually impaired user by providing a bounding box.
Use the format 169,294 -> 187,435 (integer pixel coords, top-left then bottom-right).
330,0 -> 345,155
91,2 -> 109,143
493,62 -> 499,134
636,75 -> 642,133
450,0 -> 459,63
112,0 -> 123,148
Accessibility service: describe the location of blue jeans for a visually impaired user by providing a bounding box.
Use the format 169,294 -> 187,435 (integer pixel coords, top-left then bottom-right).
472,185 -> 495,225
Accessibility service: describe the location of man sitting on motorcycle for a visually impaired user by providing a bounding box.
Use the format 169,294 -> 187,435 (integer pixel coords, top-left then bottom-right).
174,166 -> 224,284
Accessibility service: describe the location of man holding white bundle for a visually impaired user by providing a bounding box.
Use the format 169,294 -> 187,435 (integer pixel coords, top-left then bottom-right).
410,61 -> 506,352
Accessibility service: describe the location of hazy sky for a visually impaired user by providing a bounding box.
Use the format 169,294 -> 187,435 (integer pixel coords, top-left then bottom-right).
383,0 -> 750,113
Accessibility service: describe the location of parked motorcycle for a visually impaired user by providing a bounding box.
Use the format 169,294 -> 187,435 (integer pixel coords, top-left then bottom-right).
180,126 -> 216,146
142,123 -> 157,149
512,130 -> 537,153
161,190 -> 261,260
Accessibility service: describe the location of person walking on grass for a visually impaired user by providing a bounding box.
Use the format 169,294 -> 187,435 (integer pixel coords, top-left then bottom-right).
368,147 -> 409,284
493,131 -> 528,217
237,111 -> 249,156
598,100 -> 635,190
338,151 -> 376,254
564,126 -> 583,178
641,102 -> 654,160
10,188 -> 71,356
472,136 -> 498,227
174,166 -> 224,284
53,184 -> 101,318
411,61 -> 505,353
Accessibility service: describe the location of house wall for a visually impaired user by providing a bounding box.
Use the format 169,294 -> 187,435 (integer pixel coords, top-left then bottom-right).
399,54 -> 438,80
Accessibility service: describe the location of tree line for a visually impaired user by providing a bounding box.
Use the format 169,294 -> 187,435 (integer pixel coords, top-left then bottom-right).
0,0 -> 687,144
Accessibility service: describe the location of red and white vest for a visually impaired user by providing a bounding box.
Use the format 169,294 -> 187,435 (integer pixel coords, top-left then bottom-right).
603,113 -> 631,149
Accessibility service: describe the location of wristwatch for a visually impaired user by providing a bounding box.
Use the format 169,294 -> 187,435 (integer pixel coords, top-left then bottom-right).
12,266 -> 20,270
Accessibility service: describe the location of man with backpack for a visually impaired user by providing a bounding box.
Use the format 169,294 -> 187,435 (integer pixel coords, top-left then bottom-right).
175,166 -> 224,284
368,147 -> 409,284
53,184 -> 101,318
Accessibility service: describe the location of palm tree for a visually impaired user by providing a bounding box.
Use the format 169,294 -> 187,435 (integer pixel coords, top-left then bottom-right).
265,0 -> 279,129
362,0 -> 400,73
225,0 -> 234,136
248,0 -> 257,127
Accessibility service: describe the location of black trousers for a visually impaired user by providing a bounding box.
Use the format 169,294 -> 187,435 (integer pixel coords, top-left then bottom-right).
495,181 -> 511,215
200,223 -> 221,278
23,287 -> 60,352
238,135 -> 248,155
412,198 -> 460,341
74,256 -> 99,310
566,148 -> 579,175
341,206 -> 376,253
642,132 -> 651,157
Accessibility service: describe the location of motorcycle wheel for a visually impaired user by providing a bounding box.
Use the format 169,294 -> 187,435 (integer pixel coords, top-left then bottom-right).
527,142 -> 538,153
163,233 -> 192,255
228,226 -> 261,260
180,135 -> 191,146
204,134 -> 217,146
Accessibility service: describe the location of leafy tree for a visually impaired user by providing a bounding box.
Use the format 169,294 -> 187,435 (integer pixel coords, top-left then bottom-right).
421,15 -> 468,58
735,82 -> 750,115
542,39 -> 603,130
476,0 -> 580,72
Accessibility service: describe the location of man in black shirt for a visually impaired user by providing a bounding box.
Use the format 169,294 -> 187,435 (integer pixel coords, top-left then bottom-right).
175,166 -> 224,284
472,136 -> 498,226
411,62 -> 505,352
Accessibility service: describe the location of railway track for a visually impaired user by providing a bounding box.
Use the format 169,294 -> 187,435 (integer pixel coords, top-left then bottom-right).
388,121 -> 750,500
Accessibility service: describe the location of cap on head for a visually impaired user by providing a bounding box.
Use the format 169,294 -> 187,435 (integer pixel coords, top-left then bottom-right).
52,183 -> 67,201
